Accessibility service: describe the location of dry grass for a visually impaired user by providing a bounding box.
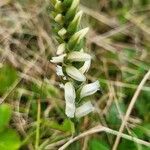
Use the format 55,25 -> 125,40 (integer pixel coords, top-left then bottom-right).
0,0 -> 150,150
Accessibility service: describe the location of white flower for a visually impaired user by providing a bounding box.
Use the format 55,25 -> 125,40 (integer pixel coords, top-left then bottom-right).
66,66 -> 86,82
65,82 -> 76,118
56,65 -> 64,76
80,80 -> 100,98
56,43 -> 66,55
65,103 -> 76,118
50,54 -> 66,63
75,101 -> 95,118
79,59 -> 91,73
67,51 -> 91,62
58,28 -> 67,37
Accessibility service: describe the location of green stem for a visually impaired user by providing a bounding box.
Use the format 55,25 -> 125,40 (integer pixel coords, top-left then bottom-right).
35,99 -> 41,150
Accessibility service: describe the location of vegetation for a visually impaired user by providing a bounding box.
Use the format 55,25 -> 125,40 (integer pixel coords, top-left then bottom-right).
0,0 -> 149,150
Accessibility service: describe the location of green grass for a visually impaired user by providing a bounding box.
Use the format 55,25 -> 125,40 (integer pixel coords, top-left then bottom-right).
0,0 -> 150,150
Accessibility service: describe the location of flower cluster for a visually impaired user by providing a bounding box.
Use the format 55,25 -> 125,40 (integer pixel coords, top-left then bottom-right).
50,0 -> 100,118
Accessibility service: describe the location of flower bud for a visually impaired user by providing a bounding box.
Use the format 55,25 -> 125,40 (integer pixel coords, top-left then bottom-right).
68,27 -> 89,48
80,81 -> 100,98
75,101 -> 95,118
56,43 -> 66,55
66,0 -> 80,19
58,28 -> 67,37
63,0 -> 72,7
50,54 -> 66,63
55,0 -> 62,12
67,11 -> 83,34
66,66 -> 86,82
54,14 -> 63,23
67,51 -> 91,62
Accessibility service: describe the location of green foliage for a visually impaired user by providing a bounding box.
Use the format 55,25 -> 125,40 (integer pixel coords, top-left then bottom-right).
0,0 -> 150,149
106,102 -> 126,127
89,138 -> 110,150
0,129 -> 21,150
0,104 -> 12,132
0,104 -> 21,150
46,119 -> 75,134
135,91 -> 150,121
0,65 -> 18,95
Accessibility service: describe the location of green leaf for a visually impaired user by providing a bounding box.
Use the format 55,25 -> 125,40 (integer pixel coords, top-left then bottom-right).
0,104 -> 12,132
118,139 -> 137,150
106,102 -> 126,127
0,128 -> 21,150
135,91 -> 150,121
0,65 -> 18,95
46,119 -> 75,134
89,139 -> 109,150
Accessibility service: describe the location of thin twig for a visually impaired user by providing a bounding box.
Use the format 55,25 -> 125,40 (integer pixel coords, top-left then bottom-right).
112,69 -> 150,150
58,125 -> 150,150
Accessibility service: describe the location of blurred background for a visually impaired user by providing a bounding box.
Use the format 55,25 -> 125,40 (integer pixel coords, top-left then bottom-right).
0,0 -> 150,150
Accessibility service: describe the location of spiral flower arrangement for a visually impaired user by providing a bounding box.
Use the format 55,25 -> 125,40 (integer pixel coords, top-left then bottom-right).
50,0 -> 100,118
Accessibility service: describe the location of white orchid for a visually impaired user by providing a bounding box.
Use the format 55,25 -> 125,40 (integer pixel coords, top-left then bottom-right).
80,81 -> 100,99
75,101 -> 95,118
51,0 -> 100,118
66,66 -> 86,82
65,82 -> 76,118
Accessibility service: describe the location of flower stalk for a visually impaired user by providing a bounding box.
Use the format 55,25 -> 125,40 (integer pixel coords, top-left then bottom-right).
50,0 -> 100,118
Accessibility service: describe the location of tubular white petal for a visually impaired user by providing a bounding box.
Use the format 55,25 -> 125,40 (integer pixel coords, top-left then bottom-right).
65,103 -> 75,118
50,54 -> 66,63
67,51 -> 91,62
66,66 -> 86,82
56,65 -> 64,76
65,82 -> 76,103
65,82 -> 76,118
80,80 -> 100,98
57,43 -> 66,55
75,101 -> 95,118
79,59 -> 91,73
